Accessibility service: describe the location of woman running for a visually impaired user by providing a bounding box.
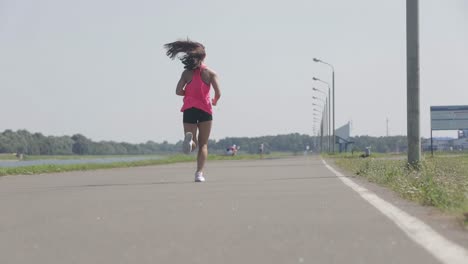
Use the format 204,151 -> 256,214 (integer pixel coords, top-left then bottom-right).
164,40 -> 221,182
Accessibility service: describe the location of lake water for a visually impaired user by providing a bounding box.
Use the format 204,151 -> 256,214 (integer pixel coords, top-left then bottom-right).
0,156 -> 164,168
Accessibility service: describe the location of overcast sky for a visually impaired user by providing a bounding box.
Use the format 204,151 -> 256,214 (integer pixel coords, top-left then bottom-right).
1,0 -> 467,143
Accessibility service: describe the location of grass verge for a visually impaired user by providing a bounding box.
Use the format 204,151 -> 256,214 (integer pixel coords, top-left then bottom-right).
327,153 -> 468,224
0,153 -> 287,177
0,154 -> 19,160
21,155 -> 165,161
0,154 -> 167,161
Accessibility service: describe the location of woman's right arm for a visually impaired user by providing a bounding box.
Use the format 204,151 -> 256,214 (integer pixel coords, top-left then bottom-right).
175,71 -> 187,96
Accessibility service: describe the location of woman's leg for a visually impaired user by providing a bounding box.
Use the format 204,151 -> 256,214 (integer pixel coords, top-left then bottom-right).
183,123 -> 198,151
196,121 -> 212,173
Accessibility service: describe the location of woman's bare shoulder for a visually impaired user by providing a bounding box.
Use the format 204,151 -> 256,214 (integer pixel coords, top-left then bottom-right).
204,67 -> 218,77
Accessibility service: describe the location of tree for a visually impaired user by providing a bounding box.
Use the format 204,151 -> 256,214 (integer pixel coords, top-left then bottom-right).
71,134 -> 92,155
50,136 -> 74,155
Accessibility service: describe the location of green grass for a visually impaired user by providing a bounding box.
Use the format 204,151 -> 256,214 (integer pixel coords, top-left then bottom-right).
327,152 -> 468,221
0,154 -> 166,161
23,154 -> 165,161
0,155 -> 186,176
0,153 -> 288,177
326,151 -> 404,159
0,154 -> 19,160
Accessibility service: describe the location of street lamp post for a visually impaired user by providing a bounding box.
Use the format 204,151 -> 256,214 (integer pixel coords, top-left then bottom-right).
312,115 -> 322,152
313,80 -> 331,153
313,117 -> 323,152
312,103 -> 323,108
312,96 -> 325,104
314,58 -> 335,153
312,97 -> 325,153
313,95 -> 329,152
313,86 -> 329,139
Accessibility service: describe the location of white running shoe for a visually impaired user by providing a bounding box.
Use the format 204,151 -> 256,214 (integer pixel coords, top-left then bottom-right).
195,172 -> 205,182
183,132 -> 194,154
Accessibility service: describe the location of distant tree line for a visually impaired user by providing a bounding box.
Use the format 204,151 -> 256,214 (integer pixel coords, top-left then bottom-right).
0,129 -> 410,155
0,130 -> 181,155
214,134 -> 318,154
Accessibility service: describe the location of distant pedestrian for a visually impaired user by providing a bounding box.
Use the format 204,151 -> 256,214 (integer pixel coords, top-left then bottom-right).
226,144 -> 239,156
164,39 -> 221,182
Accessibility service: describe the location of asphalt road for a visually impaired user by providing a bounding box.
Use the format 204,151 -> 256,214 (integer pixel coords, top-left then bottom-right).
1,156 -> 467,264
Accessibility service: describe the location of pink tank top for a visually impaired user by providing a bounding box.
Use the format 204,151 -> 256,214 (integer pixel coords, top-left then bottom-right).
180,64 -> 212,115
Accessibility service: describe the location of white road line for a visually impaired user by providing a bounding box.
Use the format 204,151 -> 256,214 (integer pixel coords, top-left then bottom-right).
322,159 -> 468,264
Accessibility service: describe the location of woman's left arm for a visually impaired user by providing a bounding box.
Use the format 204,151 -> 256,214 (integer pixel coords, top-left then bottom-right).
211,72 -> 221,105
175,71 -> 187,96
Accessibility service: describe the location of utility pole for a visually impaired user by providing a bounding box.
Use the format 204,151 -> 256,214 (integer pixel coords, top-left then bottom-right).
406,0 -> 421,164
386,118 -> 389,137
332,71 -> 335,153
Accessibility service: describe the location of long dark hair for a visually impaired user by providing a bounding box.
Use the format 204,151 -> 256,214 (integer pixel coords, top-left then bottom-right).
164,40 -> 206,70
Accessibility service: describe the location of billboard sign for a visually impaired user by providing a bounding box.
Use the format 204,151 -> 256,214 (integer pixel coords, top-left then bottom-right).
431,105 -> 468,130
335,122 -> 350,141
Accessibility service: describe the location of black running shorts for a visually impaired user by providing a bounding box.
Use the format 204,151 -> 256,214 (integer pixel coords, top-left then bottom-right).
183,107 -> 213,124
